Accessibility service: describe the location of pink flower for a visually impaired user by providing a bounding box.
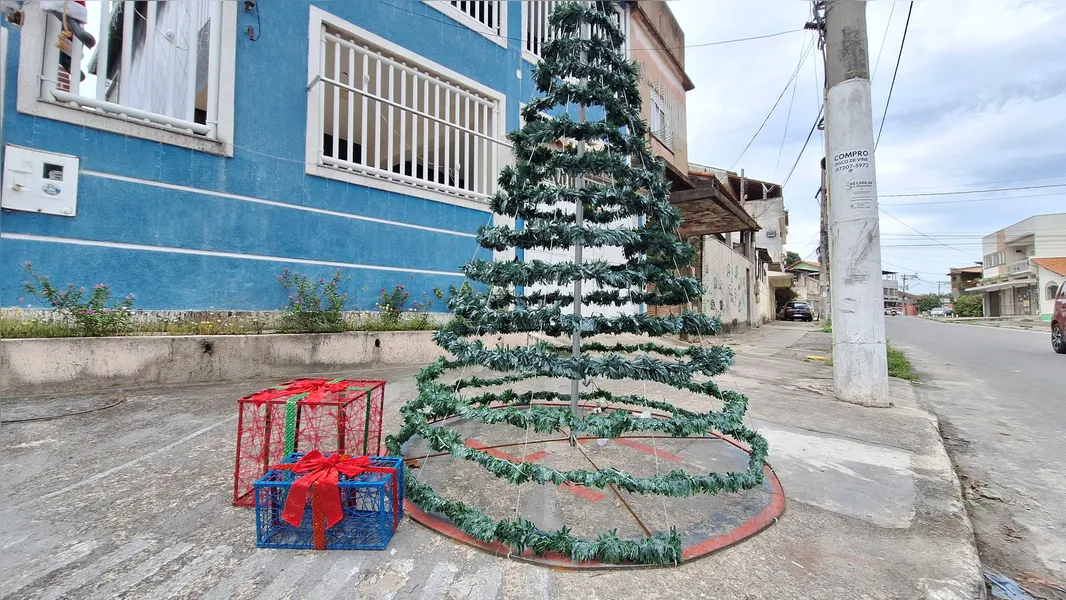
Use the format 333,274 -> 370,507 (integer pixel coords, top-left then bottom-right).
128,293 -> 136,299
18,297 -> 24,303
94,283 -> 107,289
86,309 -> 94,315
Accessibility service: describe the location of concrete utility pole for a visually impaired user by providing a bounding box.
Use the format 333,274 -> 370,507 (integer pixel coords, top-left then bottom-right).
818,158 -> 830,320
823,0 -> 889,406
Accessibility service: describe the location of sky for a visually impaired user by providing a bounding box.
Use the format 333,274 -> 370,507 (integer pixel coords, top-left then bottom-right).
667,0 -> 1066,295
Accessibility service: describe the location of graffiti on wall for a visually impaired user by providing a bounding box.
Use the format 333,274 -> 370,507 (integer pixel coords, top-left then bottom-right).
701,238 -> 750,327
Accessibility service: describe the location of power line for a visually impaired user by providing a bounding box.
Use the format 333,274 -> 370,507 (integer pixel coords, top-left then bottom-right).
878,207 -> 970,254
773,36 -> 806,180
781,105 -> 823,187
381,1 -> 803,52
874,1 -> 913,150
730,39 -> 815,169
870,1 -> 897,81
879,174 -> 1066,193
881,182 -> 1066,198
882,190 -> 1066,206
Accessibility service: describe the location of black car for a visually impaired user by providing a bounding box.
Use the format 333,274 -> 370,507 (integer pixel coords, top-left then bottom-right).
780,301 -> 813,322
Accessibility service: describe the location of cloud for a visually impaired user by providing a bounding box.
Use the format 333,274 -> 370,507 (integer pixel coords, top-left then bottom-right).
669,0 -> 1066,292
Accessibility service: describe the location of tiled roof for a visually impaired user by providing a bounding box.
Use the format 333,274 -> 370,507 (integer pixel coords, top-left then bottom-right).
1031,257 -> 1066,277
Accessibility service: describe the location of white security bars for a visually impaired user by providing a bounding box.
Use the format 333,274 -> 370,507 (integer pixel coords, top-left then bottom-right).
522,1 -> 622,62
446,1 -> 504,37
40,1 -> 224,137
649,82 -> 685,153
315,24 -> 502,201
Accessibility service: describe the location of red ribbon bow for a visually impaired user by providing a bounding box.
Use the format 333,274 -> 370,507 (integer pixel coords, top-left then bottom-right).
270,450 -> 398,549
245,378 -> 352,407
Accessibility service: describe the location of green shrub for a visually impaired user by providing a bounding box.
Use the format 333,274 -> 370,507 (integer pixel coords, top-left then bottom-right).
21,262 -> 135,336
886,344 -> 918,381
277,270 -> 347,333
953,294 -> 983,317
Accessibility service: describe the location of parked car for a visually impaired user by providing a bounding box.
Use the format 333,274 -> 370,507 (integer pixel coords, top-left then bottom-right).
930,307 -> 952,317
885,307 -> 899,316
779,301 -> 813,322
1053,282 -> 1066,354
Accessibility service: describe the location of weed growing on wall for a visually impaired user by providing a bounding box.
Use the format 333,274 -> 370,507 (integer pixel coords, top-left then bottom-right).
376,285 -> 411,327
21,262 -> 135,336
277,269 -> 348,333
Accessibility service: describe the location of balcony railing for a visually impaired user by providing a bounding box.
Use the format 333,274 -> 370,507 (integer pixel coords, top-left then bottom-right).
1007,259 -> 1034,276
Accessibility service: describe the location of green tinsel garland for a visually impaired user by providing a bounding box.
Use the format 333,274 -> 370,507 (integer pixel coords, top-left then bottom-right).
390,1 -> 769,565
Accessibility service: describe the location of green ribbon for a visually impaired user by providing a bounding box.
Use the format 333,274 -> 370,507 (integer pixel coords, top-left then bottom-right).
282,393 -> 308,456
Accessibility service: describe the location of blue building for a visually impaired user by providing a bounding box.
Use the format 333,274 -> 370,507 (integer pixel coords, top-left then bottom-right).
0,1 -> 584,311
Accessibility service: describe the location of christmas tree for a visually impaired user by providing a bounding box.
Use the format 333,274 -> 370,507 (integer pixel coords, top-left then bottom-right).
387,1 -> 768,565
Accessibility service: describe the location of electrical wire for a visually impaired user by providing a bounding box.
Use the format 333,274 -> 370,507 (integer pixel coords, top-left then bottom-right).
729,38 -> 815,169
773,35 -> 806,180
881,191 -> 1066,206
878,207 -> 970,254
874,1 -> 913,149
781,105 -> 823,187
881,182 -> 1066,198
870,1 -> 897,81
378,0 -> 803,52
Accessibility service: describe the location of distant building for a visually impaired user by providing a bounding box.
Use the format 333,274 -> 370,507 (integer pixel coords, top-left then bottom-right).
970,213 -> 1066,320
947,265 -> 983,298
882,271 -> 902,311
785,260 -> 822,319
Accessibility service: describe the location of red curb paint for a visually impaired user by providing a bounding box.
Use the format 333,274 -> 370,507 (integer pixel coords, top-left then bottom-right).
681,463 -> 785,561
523,450 -> 549,462
464,439 -> 522,462
560,482 -> 605,503
614,438 -> 686,463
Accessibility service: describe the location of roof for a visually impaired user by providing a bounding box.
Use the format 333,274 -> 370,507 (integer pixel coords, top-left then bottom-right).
669,174 -> 759,238
948,265 -> 983,275
786,260 -> 821,273
1031,257 -> 1066,277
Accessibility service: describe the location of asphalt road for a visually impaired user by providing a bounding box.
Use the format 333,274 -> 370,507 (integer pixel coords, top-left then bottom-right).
885,317 -> 1066,595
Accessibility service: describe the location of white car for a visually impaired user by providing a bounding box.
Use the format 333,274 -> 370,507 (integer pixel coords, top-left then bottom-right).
929,307 -> 952,317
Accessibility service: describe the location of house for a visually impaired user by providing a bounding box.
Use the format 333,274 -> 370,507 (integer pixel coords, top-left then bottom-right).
947,265 -> 983,298
970,213 -> 1066,320
785,260 -> 822,319
0,1 -> 679,313
882,271 -> 902,312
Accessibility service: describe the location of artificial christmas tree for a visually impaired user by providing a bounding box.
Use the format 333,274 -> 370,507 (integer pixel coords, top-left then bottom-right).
387,1 -> 768,565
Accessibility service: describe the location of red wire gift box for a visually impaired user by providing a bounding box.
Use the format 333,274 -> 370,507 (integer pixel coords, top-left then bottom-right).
233,378 -> 386,507
254,451 -> 404,550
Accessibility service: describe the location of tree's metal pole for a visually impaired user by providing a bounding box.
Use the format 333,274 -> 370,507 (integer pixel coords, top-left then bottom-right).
570,16 -> 589,432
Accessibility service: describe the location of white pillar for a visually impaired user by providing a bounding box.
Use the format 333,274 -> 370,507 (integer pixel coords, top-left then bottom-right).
825,0 -> 889,406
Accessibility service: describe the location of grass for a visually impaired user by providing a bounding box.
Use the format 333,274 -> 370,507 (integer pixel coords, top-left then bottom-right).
886,343 -> 919,381
822,318 -> 832,333
0,311 -> 440,339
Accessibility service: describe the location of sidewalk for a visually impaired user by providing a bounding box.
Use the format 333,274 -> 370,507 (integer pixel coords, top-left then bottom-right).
0,323 -> 984,599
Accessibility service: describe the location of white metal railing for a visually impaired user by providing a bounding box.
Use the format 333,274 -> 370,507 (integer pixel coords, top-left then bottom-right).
316,27 -> 502,200
522,1 -> 623,61
39,0 -> 222,137
446,1 -> 504,36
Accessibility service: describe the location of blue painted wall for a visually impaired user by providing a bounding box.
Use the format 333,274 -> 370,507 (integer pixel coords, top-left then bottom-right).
0,0 -> 553,311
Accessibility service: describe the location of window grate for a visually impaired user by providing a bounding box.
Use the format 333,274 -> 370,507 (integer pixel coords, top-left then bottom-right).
522,1 -> 623,61
446,1 -> 504,36
315,25 -> 502,201
40,0 -> 223,137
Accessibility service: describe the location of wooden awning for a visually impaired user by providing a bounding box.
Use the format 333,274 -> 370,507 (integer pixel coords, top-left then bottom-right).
669,176 -> 759,239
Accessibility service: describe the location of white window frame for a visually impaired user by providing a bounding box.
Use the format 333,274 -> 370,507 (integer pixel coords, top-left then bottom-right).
423,1 -> 507,48
305,6 -> 507,213
15,1 -> 237,156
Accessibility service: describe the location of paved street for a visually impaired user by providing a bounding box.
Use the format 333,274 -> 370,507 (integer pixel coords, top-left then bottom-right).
886,317 -> 1066,595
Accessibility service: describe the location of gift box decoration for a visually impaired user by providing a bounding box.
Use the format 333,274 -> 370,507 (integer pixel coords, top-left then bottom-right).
233,378 -> 386,507
254,451 -> 404,550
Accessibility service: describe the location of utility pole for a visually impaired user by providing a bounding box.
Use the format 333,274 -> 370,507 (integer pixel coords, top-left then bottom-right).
823,0 -> 889,406
818,157 -> 830,321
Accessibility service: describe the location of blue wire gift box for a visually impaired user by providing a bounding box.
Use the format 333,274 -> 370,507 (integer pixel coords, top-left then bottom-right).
253,451 -> 404,550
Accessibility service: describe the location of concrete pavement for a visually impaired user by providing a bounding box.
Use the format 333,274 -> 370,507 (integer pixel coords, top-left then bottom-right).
0,323 -> 984,599
887,316 -> 1066,598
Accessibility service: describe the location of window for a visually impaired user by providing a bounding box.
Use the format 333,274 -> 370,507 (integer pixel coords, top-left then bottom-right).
648,82 -> 685,153
424,1 -> 506,45
1049,282 -> 1060,301
306,7 -> 506,208
522,1 -> 623,62
16,1 -> 236,154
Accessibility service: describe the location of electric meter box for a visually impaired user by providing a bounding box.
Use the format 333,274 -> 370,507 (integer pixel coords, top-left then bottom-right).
2,145 -> 80,217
